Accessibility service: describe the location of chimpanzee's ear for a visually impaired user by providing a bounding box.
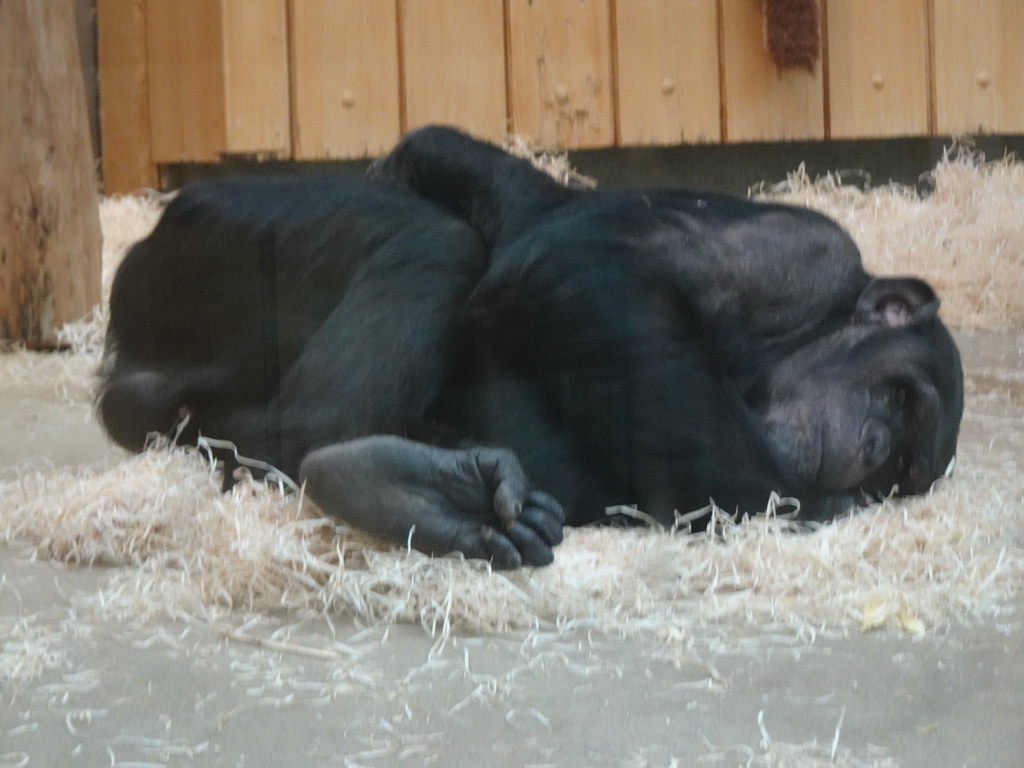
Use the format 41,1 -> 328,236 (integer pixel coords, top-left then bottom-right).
853,277 -> 939,327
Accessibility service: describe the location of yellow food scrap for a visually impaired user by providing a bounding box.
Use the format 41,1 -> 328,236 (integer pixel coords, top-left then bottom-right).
862,598 -> 927,635
898,611 -> 926,636
860,597 -> 892,631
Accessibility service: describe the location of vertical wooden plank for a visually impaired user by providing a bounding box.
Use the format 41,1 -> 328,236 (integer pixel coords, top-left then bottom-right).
97,0 -> 157,193
827,0 -> 929,138
221,0 -> 291,156
145,0 -> 227,162
507,0 -> 614,148
720,0 -> 824,142
1,0 -> 102,346
289,0 -> 401,159
933,0 -> 1024,134
400,0 -> 507,142
615,0 -> 720,145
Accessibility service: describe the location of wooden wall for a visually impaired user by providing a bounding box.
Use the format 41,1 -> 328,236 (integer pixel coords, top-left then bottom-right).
98,0 -> 1024,193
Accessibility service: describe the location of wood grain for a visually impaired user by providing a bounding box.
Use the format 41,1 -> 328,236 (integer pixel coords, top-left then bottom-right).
615,0 -> 721,145
289,0 -> 401,159
507,0 -> 614,148
401,0 -> 508,141
827,0 -> 929,139
933,0 -> 1024,133
97,0 -> 157,192
145,0 -> 227,162
221,0 -> 291,156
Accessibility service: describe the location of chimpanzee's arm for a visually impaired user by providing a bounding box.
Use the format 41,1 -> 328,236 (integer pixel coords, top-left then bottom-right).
275,217 -> 486,472
270,213 -> 567,568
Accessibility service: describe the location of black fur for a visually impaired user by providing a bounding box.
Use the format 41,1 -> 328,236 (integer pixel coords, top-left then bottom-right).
97,127 -> 964,568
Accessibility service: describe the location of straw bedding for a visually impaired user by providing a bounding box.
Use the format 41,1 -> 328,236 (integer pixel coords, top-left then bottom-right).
1,147 -> 1022,655
756,145 -> 1024,330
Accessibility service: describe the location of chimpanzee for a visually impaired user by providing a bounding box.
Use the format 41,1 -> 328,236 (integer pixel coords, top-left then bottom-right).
100,175 -> 565,567
98,126 -> 964,569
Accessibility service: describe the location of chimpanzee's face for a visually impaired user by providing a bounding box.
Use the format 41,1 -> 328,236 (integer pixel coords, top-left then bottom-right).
758,278 -> 964,501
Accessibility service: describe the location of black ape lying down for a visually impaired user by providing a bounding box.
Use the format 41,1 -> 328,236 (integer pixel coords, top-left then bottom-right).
98,127 -> 964,569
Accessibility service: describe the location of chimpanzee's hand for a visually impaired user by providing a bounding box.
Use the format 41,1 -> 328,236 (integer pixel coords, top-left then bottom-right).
299,436 -> 565,569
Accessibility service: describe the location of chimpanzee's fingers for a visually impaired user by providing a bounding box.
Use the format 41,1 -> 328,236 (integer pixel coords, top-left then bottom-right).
481,526 -> 523,570
503,521 -> 555,567
472,448 -> 529,527
528,490 -> 565,523
518,505 -> 564,547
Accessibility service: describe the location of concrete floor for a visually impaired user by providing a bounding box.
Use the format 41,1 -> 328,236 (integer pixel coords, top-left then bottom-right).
1,331 -> 1021,768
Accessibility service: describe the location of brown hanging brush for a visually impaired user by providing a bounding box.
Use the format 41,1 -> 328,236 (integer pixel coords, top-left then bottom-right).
763,0 -> 821,73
